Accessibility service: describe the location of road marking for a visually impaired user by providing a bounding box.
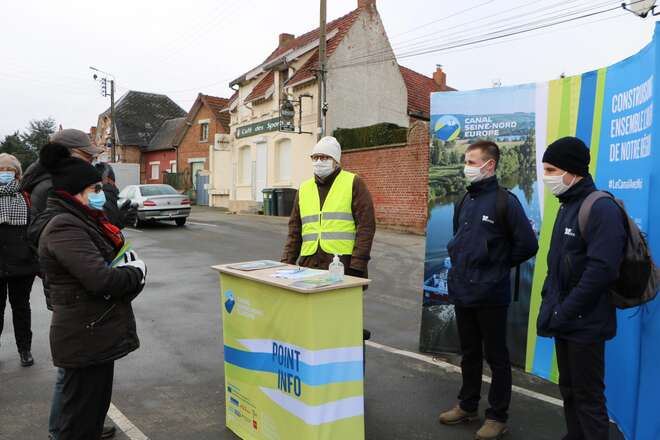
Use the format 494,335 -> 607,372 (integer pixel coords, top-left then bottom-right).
366,340 -> 563,408
124,228 -> 144,233
187,221 -> 219,227
107,403 -> 149,440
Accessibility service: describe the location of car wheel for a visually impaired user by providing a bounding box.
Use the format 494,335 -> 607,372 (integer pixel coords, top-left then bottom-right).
134,219 -> 144,228
175,218 -> 187,227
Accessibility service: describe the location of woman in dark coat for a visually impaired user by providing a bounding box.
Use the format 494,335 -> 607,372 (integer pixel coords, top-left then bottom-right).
37,143 -> 147,440
0,153 -> 39,367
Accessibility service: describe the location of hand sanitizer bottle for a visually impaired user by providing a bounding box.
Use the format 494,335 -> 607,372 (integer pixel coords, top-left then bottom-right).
329,254 -> 344,282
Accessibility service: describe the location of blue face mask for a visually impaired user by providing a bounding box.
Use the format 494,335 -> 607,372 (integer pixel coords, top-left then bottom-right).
0,171 -> 15,185
87,191 -> 106,210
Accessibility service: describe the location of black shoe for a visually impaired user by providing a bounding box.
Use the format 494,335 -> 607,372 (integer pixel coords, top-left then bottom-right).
101,425 -> 117,439
19,350 -> 34,367
363,329 -> 371,340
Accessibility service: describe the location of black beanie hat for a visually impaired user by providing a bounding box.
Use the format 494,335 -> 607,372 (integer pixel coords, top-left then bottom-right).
542,136 -> 590,177
39,143 -> 102,195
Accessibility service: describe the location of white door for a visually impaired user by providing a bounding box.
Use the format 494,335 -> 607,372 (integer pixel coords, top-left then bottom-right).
255,142 -> 267,202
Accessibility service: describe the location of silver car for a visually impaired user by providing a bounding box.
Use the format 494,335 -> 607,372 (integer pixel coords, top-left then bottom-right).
118,184 -> 191,227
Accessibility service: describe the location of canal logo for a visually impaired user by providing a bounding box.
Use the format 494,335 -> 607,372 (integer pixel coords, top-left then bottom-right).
434,115 -> 461,141
225,290 -> 236,314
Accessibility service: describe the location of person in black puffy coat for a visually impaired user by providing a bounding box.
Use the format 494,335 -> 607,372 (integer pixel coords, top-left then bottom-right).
0,153 -> 40,367
37,143 -> 147,440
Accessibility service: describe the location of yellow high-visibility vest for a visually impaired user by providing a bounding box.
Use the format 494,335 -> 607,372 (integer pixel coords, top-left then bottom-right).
299,170 -> 356,256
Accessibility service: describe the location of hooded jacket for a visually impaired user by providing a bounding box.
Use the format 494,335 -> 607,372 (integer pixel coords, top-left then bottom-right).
536,176 -> 626,343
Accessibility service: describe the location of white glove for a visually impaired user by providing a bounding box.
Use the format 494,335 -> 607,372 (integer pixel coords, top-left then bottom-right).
120,250 -> 147,284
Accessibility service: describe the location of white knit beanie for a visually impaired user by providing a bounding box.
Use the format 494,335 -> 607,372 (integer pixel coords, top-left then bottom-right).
0,153 -> 22,177
311,136 -> 342,163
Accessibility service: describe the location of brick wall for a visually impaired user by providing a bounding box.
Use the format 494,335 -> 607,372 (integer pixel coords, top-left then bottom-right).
342,121 -> 429,234
178,104 -> 227,175
141,150 -> 176,184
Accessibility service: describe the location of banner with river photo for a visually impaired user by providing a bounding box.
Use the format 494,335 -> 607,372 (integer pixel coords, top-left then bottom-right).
423,23 -> 660,440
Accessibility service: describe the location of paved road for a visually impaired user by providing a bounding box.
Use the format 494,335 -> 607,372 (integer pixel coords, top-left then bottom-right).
0,208 -> 623,439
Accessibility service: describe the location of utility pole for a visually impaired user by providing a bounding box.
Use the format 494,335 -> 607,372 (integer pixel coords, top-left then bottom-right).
317,0 -> 327,140
109,79 -> 116,162
90,66 -> 117,162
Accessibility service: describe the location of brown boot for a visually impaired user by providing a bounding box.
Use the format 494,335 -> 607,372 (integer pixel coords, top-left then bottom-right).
438,405 -> 479,425
475,419 -> 508,439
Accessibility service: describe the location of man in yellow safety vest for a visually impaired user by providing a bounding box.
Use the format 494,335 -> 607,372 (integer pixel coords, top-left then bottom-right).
282,135 -> 376,335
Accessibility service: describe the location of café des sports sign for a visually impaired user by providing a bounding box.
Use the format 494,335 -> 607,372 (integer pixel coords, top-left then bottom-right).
236,117 -> 281,139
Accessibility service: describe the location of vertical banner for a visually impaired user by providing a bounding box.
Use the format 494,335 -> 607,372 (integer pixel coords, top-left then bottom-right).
425,23 -> 660,440
423,85 -> 540,366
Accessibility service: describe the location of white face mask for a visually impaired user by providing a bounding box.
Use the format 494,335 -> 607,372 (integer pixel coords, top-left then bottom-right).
313,159 -> 335,178
463,160 -> 492,183
543,172 -> 576,196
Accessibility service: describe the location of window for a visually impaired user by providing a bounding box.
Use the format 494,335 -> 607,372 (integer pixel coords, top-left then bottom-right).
275,139 -> 292,181
140,185 -> 178,196
150,162 -> 160,180
170,161 -> 177,173
200,122 -> 209,142
239,146 -> 252,185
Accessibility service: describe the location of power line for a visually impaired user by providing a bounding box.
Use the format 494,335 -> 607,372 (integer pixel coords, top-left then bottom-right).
329,2 -> 630,72
342,0 -> 615,66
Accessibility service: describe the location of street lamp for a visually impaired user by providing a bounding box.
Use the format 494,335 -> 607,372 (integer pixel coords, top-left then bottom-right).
622,0 -> 658,17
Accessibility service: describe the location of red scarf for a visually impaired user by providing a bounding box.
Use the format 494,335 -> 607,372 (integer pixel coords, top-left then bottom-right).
55,191 -> 125,251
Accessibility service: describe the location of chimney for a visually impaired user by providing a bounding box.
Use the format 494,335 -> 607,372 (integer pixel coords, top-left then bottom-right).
433,65 -> 447,90
358,0 -> 376,9
279,33 -> 295,47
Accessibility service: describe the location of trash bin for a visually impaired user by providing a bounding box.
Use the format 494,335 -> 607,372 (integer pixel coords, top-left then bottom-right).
275,188 -> 298,217
271,189 -> 279,217
262,189 -> 274,216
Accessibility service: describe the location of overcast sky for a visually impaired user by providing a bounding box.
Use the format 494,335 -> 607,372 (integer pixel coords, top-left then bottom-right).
0,0 -> 656,139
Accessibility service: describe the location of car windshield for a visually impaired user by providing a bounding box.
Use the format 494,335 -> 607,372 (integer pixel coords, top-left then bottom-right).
140,185 -> 179,196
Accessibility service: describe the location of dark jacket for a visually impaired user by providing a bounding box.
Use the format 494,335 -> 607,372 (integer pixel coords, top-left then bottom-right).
537,176 -> 626,343
102,183 -> 126,229
20,161 -> 52,219
0,194 -> 39,279
38,194 -> 144,368
447,176 -> 538,307
281,167 -> 376,278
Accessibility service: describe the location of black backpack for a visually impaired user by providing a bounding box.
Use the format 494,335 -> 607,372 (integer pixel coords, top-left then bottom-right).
578,191 -> 660,309
453,186 -> 523,301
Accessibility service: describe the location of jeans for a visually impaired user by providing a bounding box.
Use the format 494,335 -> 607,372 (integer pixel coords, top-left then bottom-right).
58,362 -> 115,440
49,367 -> 66,439
555,339 -> 609,440
455,306 -> 512,423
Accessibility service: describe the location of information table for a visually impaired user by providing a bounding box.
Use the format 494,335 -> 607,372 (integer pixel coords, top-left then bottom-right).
212,263 -> 370,440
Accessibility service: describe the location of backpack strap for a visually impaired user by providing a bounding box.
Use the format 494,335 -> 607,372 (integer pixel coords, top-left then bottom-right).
452,192 -> 469,235
578,191 -> 612,238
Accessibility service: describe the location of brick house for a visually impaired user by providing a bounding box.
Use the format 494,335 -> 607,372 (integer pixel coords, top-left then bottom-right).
141,117 -> 186,184
95,91 -> 186,178
211,0 -> 434,212
176,93 -> 230,190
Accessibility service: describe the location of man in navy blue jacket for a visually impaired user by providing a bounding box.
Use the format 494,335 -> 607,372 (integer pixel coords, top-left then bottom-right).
538,137 -> 626,440
439,141 -> 538,440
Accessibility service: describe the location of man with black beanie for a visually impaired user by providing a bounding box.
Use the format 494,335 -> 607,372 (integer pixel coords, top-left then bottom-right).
537,136 -> 626,440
